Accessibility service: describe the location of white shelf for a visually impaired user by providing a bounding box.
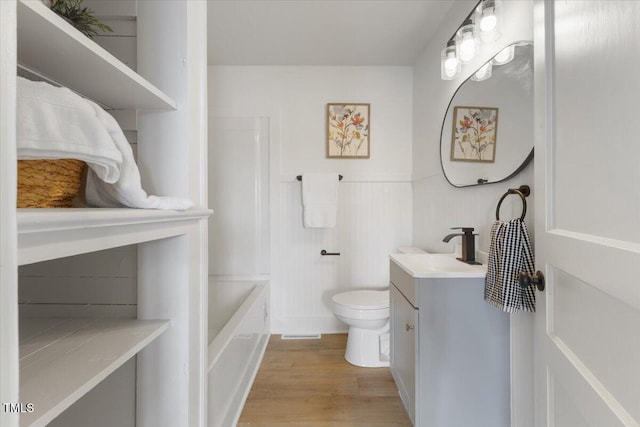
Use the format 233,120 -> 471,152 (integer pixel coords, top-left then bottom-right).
19,317 -> 169,427
16,0 -> 176,110
18,208 -> 212,265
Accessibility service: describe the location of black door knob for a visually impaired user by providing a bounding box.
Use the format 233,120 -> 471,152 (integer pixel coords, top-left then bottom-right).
518,270 -> 545,291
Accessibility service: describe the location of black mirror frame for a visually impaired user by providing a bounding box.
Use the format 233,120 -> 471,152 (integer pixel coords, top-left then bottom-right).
439,41 -> 534,188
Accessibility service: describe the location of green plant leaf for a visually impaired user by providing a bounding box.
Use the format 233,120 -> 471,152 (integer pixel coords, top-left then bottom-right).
50,0 -> 113,39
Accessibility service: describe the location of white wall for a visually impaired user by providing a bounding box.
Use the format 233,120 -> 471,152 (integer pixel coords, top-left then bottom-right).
209,66 -> 413,333
211,66 -> 412,180
412,0 -> 534,254
208,117 -> 270,278
411,3 -> 535,426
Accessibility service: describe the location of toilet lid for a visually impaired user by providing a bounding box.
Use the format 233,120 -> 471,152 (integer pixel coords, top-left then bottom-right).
332,290 -> 389,310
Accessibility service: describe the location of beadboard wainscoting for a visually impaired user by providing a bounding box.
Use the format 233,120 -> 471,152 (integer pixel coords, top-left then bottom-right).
413,164 -> 534,258
85,0 -> 138,147
19,245 -> 137,318
412,166 -> 534,256
272,179 -> 412,334
84,0 -> 137,70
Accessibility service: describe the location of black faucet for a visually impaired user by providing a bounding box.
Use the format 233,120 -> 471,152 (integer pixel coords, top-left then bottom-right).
442,227 -> 481,265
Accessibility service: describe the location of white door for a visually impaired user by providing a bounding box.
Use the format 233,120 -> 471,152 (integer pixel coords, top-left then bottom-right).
534,1 -> 640,426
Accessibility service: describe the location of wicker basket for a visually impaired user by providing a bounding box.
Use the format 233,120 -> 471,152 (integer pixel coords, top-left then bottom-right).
17,159 -> 86,208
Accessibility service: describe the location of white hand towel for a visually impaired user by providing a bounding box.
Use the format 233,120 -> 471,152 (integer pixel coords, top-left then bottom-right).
17,77 -> 122,183
301,173 -> 339,228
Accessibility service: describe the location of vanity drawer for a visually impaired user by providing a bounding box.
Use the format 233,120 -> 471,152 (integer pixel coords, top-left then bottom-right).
390,260 -> 417,308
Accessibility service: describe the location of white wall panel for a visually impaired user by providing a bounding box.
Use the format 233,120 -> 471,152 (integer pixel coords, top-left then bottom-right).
273,181 -> 412,334
411,3 -> 535,426
47,359 -> 136,427
412,0 -> 535,254
82,0 -> 136,17
19,245 -> 137,311
84,0 -> 137,70
209,117 -> 270,277
209,66 -> 413,180
413,167 -> 534,255
209,65 -> 414,335
94,36 -> 137,70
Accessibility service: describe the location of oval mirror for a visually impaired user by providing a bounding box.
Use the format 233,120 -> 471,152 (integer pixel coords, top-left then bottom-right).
440,42 -> 533,187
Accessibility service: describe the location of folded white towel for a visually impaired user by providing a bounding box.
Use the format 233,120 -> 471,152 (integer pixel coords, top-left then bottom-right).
83,100 -> 194,210
301,173 -> 339,228
17,77 -> 194,211
17,77 -> 122,183
86,113 -> 193,210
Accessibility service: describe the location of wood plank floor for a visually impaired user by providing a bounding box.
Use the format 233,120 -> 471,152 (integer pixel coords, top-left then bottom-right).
237,334 -> 412,427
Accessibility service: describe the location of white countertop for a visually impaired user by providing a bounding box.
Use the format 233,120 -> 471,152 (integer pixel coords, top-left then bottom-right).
390,253 -> 487,279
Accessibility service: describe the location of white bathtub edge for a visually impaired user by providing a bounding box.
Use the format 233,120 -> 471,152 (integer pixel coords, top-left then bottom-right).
224,333 -> 269,427
207,283 -> 267,371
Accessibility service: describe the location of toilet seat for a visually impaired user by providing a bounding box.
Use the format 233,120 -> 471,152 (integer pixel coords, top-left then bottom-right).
332,290 -> 389,320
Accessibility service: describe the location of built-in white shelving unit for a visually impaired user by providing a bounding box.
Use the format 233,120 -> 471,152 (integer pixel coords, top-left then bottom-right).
20,318 -> 169,427
16,0 -> 176,110
1,0 -> 209,426
18,208 -> 211,265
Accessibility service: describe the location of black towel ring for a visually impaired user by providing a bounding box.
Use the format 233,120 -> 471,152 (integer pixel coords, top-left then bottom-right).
496,185 -> 531,221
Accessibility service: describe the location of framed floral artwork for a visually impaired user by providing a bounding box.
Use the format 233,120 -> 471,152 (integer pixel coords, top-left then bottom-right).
327,103 -> 370,158
450,106 -> 498,162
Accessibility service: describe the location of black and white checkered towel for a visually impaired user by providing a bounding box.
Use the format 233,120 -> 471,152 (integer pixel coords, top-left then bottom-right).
485,218 -> 536,312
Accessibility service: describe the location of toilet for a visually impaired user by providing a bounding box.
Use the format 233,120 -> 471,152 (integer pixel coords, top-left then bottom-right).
331,289 -> 390,367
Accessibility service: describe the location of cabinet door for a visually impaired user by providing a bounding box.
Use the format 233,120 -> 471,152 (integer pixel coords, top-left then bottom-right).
390,283 -> 417,425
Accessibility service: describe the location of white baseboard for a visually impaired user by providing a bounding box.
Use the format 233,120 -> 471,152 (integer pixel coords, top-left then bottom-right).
271,315 -> 348,335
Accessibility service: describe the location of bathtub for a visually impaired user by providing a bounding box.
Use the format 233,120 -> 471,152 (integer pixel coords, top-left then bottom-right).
207,279 -> 270,427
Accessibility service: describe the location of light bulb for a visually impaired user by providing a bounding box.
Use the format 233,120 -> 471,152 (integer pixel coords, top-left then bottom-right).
471,62 -> 492,81
444,57 -> 458,72
456,19 -> 477,64
478,0 -> 500,43
480,13 -> 497,32
492,45 -> 515,65
459,37 -> 477,62
441,40 -> 460,80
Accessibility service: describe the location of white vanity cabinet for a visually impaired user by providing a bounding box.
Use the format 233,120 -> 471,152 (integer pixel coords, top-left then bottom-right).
390,283 -> 418,425
389,257 -> 511,427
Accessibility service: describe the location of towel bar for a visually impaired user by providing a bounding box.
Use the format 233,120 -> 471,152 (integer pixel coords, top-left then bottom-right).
320,250 -> 340,256
496,185 -> 530,221
297,175 -> 343,181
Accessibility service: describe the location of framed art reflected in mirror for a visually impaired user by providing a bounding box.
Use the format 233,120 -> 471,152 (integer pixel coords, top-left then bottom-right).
450,106 -> 498,163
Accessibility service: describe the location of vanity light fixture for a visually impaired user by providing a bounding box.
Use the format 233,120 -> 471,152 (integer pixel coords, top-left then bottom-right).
440,0 -> 502,81
492,44 -> 515,65
441,40 -> 461,80
471,62 -> 492,81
